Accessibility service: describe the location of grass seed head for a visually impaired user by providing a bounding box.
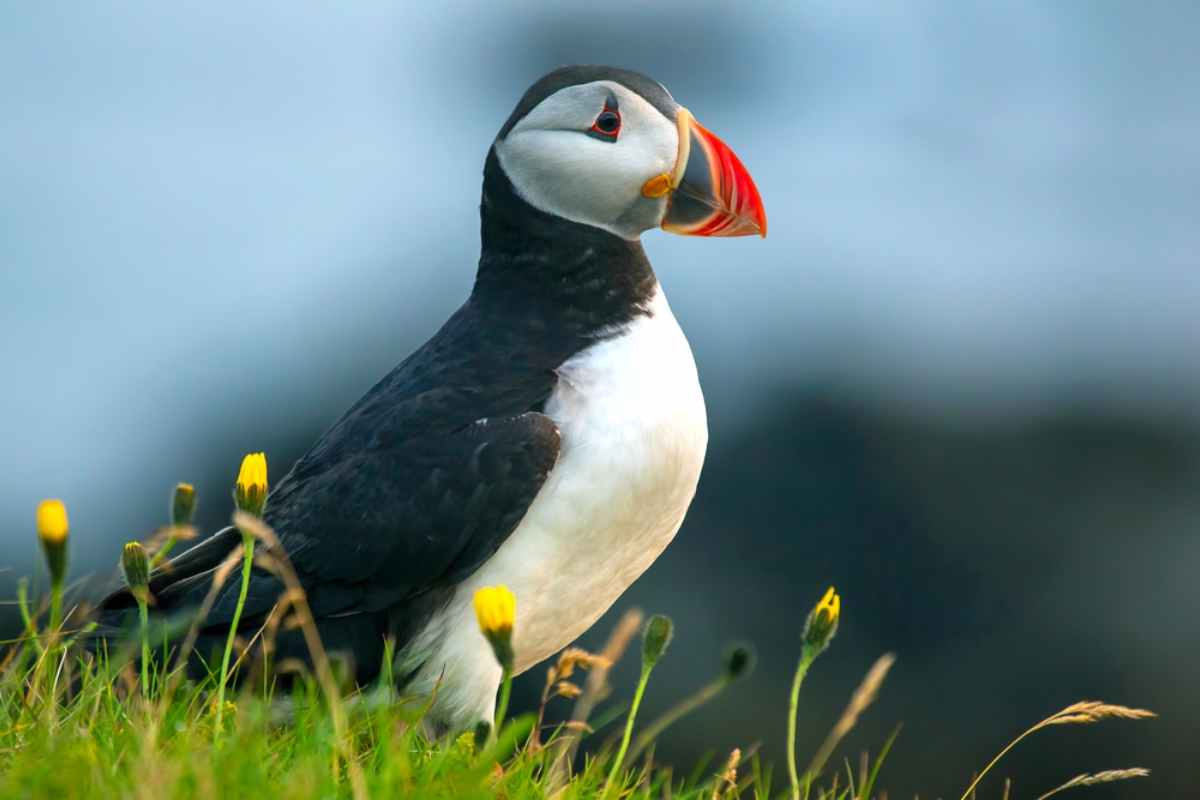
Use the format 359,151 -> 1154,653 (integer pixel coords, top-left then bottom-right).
712,748 -> 741,800
1035,768 -> 1150,800
554,680 -> 583,699
1045,700 -> 1157,725
554,646 -> 610,682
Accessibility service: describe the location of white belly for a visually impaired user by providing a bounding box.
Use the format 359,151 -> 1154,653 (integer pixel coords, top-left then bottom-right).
407,285 -> 708,727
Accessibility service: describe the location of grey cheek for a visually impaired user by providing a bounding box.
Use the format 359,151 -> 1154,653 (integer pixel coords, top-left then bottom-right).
613,194 -> 667,237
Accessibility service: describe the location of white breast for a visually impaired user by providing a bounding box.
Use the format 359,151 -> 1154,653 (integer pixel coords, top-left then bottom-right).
406,284 -> 708,727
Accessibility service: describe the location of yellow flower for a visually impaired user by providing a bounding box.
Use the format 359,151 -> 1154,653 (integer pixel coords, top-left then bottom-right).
37,499 -> 70,587
803,586 -> 840,652
36,499 -> 69,545
233,452 -> 268,517
474,585 -> 515,637
172,482 -> 197,526
473,585 -> 516,671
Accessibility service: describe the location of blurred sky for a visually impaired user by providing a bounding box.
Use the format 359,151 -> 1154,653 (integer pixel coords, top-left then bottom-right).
1,1 -> 1198,791
4,1 -> 1199,500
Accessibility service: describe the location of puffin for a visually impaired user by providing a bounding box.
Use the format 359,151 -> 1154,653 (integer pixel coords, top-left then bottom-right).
100,65 -> 766,731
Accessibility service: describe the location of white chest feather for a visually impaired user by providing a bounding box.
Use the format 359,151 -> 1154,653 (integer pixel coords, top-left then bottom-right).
408,285 -> 708,726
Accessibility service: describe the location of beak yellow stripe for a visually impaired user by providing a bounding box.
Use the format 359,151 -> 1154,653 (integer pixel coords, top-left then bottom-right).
640,106 -> 694,199
670,107 -> 693,188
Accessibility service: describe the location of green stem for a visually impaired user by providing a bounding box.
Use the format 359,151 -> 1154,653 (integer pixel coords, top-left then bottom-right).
494,666 -> 512,736
605,664 -> 653,795
787,648 -> 816,800
16,579 -> 45,659
149,535 -> 178,570
214,531 -> 254,737
137,596 -> 150,699
629,676 -> 726,762
48,577 -> 63,643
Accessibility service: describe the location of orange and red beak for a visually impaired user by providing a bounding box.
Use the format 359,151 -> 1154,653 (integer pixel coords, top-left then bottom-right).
651,107 -> 767,238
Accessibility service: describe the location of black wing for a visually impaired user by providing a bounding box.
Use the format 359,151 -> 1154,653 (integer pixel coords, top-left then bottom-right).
273,411 -> 559,603
101,412 -> 558,628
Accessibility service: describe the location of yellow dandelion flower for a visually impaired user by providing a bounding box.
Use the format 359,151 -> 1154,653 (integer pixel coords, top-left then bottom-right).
36,499 -> 69,545
36,499 -> 69,588
233,452 -> 268,517
803,586 -> 840,652
473,585 -> 516,671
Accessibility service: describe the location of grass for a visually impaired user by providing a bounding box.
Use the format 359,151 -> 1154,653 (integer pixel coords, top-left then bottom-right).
0,477 -> 1160,799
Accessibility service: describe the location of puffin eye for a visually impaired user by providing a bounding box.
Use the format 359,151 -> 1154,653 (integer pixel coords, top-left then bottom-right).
587,108 -> 621,141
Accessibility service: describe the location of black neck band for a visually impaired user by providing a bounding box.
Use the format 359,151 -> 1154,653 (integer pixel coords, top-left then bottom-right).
472,148 -> 657,342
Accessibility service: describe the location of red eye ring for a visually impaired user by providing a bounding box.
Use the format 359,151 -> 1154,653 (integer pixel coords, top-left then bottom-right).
589,109 -> 621,139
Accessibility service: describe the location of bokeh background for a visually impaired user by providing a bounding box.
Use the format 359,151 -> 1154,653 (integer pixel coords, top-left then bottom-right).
2,1 -> 1197,795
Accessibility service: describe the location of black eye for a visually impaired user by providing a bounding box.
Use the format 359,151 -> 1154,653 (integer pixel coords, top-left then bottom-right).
587,108 -> 621,141
595,111 -> 620,133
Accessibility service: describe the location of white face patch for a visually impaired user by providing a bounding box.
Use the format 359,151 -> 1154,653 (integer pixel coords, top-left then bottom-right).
494,81 -> 679,240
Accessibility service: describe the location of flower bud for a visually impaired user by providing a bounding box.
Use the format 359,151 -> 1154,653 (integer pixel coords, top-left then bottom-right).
171,482 -> 197,526
233,452 -> 268,517
722,644 -> 756,682
641,614 -> 674,669
36,499 -> 69,586
121,541 -> 150,603
803,586 -> 840,653
473,585 -> 516,672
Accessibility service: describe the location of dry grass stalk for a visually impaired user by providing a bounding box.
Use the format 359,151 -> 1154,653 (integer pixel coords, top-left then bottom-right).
710,747 -> 741,800
805,652 -> 897,781
530,646 -> 612,749
546,608 -> 644,788
959,701 -> 1156,800
160,547 -> 244,706
1034,768 -> 1150,799
232,511 -> 367,800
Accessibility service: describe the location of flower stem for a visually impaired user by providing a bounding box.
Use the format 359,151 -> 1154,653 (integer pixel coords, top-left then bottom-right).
629,676 -> 727,762
494,666 -> 513,736
48,576 -> 63,643
214,530 -> 254,736
787,647 -> 816,800
605,663 -> 653,795
137,595 -> 150,698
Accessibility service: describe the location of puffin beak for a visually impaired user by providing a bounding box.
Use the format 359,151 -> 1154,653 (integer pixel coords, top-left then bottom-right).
648,107 -> 767,238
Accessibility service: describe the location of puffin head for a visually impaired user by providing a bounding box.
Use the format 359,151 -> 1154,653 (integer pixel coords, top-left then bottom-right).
492,66 -> 766,241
